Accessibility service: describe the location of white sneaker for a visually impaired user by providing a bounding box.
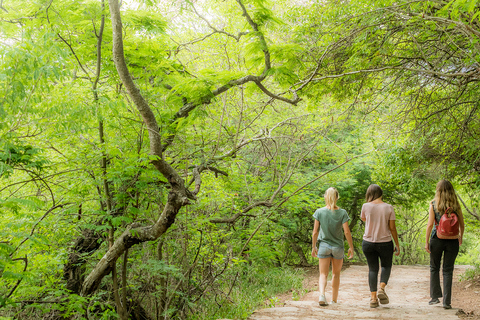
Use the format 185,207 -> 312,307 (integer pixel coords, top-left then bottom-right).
330,301 -> 338,305
319,294 -> 327,306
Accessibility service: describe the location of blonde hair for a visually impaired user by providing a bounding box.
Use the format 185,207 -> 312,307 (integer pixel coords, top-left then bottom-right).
324,187 -> 339,209
434,179 -> 461,213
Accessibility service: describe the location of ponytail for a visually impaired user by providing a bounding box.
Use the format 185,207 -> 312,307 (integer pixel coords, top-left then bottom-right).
324,187 -> 339,210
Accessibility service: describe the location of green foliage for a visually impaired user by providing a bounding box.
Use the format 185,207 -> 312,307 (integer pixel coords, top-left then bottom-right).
372,143 -> 435,206
123,10 -> 167,34
459,263 -> 480,281
188,266 -> 305,320
0,0 -> 479,319
0,142 -> 47,178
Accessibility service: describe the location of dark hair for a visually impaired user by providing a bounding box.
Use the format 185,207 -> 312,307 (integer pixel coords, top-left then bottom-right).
365,184 -> 383,202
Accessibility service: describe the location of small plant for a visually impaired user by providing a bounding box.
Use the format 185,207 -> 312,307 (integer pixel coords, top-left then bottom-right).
292,290 -> 299,301
460,263 -> 480,282
267,296 -> 279,308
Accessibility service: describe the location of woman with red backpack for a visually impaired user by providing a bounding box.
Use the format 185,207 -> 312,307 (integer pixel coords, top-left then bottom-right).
424,179 -> 465,309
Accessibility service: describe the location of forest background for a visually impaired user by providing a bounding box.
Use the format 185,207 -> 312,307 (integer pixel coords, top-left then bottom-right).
1,0 -> 479,319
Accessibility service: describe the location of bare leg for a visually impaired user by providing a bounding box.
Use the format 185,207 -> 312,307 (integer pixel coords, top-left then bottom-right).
319,258 -> 331,296
331,258 -> 343,302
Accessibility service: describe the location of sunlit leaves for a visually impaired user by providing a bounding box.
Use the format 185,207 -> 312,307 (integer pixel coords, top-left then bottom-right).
0,0 -> 479,318
123,9 -> 167,34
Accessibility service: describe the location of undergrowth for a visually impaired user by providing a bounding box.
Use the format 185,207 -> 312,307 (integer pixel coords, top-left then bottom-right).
460,263 -> 480,282
189,266 -> 306,320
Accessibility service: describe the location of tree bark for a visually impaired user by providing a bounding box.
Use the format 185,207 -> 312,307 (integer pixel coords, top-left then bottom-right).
63,226 -> 103,294
81,194 -> 184,295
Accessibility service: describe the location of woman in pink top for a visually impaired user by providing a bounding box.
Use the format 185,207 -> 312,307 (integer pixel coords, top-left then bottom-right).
361,184 -> 400,308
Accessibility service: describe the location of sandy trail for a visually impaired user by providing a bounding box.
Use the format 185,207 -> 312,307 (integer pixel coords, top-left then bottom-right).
248,265 -> 470,320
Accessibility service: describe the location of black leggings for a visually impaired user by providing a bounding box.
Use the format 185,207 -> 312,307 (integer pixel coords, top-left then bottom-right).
362,240 -> 394,292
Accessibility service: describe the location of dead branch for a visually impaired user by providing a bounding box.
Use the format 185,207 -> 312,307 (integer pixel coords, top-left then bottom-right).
6,256 -> 28,299
457,193 -> 480,220
210,201 -> 273,224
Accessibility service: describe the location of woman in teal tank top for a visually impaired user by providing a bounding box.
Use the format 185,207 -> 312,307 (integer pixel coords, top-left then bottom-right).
311,187 -> 354,306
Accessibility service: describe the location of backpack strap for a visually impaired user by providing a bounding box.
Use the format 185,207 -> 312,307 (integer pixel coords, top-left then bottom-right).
432,201 -> 441,226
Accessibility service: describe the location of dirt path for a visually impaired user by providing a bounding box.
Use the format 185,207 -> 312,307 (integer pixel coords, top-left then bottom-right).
248,265 -> 472,320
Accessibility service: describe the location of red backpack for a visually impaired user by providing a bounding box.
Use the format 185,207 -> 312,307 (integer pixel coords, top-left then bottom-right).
435,207 -> 460,239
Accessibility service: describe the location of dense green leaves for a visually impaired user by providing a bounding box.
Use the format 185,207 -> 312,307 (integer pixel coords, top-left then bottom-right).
0,0 -> 479,319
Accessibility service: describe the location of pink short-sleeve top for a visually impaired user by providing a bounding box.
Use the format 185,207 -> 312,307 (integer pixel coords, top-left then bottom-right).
361,202 -> 396,243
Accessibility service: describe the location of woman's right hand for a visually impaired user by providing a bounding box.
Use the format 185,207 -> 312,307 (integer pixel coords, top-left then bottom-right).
347,247 -> 354,259
311,248 -> 318,258
394,245 -> 401,256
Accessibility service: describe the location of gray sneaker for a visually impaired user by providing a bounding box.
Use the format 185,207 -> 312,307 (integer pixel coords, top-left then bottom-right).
319,294 -> 327,306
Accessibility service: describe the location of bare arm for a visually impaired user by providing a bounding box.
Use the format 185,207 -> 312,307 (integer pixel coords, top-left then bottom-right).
425,203 -> 435,253
311,220 -> 320,257
342,222 -> 354,259
389,220 -> 400,256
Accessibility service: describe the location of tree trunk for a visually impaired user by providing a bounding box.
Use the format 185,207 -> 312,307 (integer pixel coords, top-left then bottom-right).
156,239 -> 167,317
290,237 -> 309,266
81,194 -> 184,295
80,0 -> 193,297
63,226 -> 104,293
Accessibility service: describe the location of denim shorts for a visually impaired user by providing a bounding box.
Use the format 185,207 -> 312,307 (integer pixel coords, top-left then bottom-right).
317,241 -> 344,259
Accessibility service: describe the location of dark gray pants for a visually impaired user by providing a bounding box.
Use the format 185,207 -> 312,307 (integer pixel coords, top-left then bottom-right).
429,236 -> 459,306
362,240 -> 394,292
